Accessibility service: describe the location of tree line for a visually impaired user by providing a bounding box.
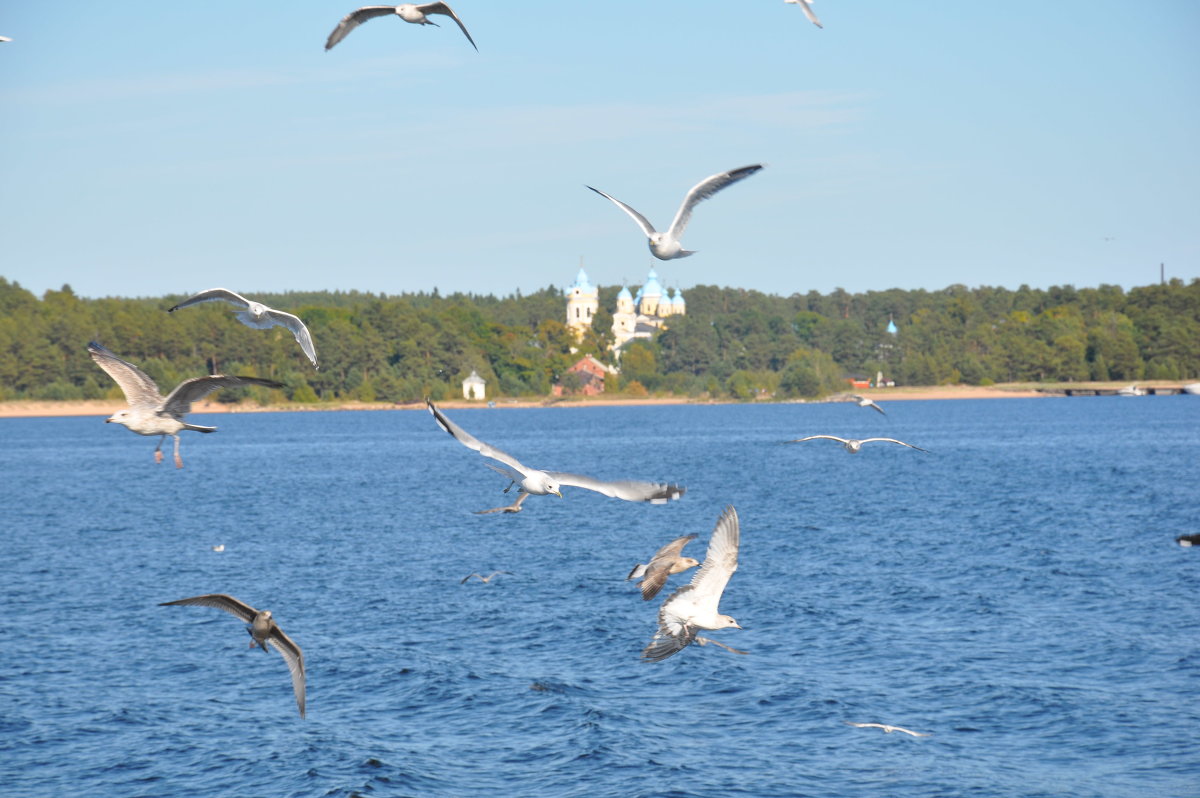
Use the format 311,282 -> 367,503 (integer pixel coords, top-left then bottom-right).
1,276 -> 1197,404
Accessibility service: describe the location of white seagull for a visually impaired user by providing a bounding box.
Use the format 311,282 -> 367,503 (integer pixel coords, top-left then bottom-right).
844,721 -> 930,737
168,288 -> 318,370
160,593 -> 306,719
850,394 -> 886,416
587,164 -> 763,260
460,570 -> 512,584
88,342 -> 282,468
787,435 -> 928,454
427,399 -> 686,505
642,506 -> 742,662
325,3 -> 477,51
0,36 -> 12,43
785,0 -> 823,28
626,533 -> 700,601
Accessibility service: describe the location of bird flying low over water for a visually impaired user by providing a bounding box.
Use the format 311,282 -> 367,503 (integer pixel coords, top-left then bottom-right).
325,3 -> 478,51
427,399 -> 686,505
844,721 -> 930,737
642,506 -> 742,662
587,164 -> 763,260
785,0 -> 823,28
473,492 -> 530,514
168,288 -> 318,370
460,570 -> 512,584
88,342 -> 283,468
787,435 -> 928,454
627,534 -> 700,601
159,594 -> 306,719
850,395 -> 886,415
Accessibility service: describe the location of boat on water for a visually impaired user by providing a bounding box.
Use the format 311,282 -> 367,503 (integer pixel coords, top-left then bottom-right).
1183,383 -> 1200,396
1116,384 -> 1146,397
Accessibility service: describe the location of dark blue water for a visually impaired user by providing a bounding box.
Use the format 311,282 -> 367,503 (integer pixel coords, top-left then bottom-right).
2,398 -> 1198,797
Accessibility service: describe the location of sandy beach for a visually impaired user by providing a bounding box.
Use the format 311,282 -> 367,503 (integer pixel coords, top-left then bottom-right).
0,382 -> 1156,419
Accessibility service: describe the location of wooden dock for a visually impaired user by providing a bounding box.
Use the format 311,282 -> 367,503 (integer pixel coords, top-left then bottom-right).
1037,386 -> 1188,397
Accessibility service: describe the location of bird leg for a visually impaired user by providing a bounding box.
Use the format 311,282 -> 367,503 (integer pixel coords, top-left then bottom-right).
695,636 -> 749,655
502,480 -> 515,494
172,435 -> 183,469
154,435 -> 165,464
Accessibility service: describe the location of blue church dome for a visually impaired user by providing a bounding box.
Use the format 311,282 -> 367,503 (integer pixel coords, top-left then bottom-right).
617,285 -> 632,300
641,268 -> 664,297
886,318 -> 898,335
572,267 -> 593,291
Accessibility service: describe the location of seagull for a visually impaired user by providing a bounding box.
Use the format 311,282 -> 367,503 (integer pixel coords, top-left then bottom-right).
850,395 -> 886,416
159,594 -> 306,719
642,505 -> 742,662
88,342 -> 283,468
0,36 -> 12,43
427,399 -> 686,504
1177,534 -> 1200,548
844,721 -> 930,737
211,544 -> 225,552
460,570 -> 512,584
626,534 -> 700,601
787,435 -> 928,454
784,0 -> 823,28
325,3 -> 477,51
168,288 -> 318,369
587,164 -> 763,260
473,492 -> 530,515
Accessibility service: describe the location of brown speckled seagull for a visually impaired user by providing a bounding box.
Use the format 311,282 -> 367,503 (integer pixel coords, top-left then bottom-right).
626,534 -> 700,601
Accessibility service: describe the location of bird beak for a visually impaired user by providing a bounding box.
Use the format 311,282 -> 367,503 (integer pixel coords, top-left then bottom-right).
552,490 -> 563,498
105,417 -> 113,423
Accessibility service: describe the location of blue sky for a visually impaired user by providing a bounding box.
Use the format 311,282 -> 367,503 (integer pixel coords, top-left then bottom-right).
1,1 -> 1197,301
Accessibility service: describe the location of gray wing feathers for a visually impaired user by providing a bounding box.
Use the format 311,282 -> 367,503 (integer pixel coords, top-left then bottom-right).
266,629 -> 306,719
640,621 -> 696,663
586,186 -> 658,237
87,341 -> 163,408
423,2 -> 478,51
159,593 -> 259,623
161,375 -> 282,417
666,164 -> 763,240
325,6 -> 397,50
688,505 -> 740,608
168,288 -> 250,313
546,472 -> 685,503
264,309 -> 318,368
862,437 -> 929,452
426,400 -> 531,475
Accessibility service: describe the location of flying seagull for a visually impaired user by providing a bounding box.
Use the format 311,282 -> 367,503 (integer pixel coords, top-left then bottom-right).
88,342 -> 283,468
850,395 -> 886,416
784,0 -> 823,28
325,3 -> 477,51
159,593 -> 306,719
787,435 -> 928,454
626,534 -> 700,601
642,505 -> 742,662
427,399 -> 686,504
0,36 -> 12,43
460,570 -> 512,584
587,164 -> 763,260
473,492 -> 530,515
844,721 -> 930,737
168,288 -> 318,370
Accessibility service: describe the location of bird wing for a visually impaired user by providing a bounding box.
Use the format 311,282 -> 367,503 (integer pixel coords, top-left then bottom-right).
161,375 -> 283,417
686,505 -> 740,615
88,341 -> 163,409
426,400 -> 533,476
420,2 -> 478,50
861,437 -> 928,453
868,402 -> 886,415
650,533 -> 698,562
640,596 -> 698,662
786,435 -> 847,445
265,625 -> 306,719
792,0 -> 823,28
544,472 -> 685,503
167,287 -> 251,313
159,593 -> 259,623
586,185 -> 658,237
637,534 -> 699,600
665,164 -> 763,241
263,308 -> 319,369
325,6 -> 398,50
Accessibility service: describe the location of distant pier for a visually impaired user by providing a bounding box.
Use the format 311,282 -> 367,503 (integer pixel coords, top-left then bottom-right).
1038,386 -> 1188,397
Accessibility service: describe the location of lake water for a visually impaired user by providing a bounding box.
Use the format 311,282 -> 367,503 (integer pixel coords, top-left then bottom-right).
1,397 -> 1198,797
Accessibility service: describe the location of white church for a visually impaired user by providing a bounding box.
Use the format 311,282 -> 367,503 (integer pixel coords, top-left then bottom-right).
565,266 -> 685,352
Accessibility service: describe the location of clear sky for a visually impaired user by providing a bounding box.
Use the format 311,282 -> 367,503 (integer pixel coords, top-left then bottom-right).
2,2 -> 1197,301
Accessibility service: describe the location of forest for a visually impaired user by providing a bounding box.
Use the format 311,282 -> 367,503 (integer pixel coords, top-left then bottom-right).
1,275 -> 1198,404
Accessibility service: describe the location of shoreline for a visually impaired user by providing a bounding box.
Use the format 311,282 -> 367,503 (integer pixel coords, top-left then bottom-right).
2,382 -> 1183,419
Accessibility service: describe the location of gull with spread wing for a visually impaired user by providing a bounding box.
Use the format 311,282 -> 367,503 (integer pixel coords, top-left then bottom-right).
88,342 -> 282,468
626,533 -> 700,601
642,506 -> 742,662
427,400 -> 685,506
325,3 -> 477,51
587,164 -> 763,260
787,435 -> 927,454
159,593 -> 306,719
785,0 -> 823,28
850,394 -> 886,415
844,721 -> 930,737
460,570 -> 512,584
168,288 -> 318,369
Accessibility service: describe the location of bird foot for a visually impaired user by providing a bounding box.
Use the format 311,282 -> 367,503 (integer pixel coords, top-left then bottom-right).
154,450 -> 163,464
